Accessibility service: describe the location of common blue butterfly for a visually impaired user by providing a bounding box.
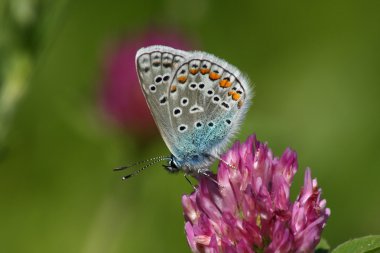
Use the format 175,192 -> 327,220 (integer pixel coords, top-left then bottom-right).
116,45 -> 252,179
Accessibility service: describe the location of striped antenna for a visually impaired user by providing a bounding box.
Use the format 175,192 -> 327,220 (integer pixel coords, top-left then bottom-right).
122,157 -> 171,180
113,155 -> 169,171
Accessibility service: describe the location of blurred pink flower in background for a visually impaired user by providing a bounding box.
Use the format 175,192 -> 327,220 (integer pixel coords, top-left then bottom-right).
100,28 -> 194,136
182,135 -> 330,253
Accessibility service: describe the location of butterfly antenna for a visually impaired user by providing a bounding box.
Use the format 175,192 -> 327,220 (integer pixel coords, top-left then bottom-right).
113,155 -> 169,171
122,157 -> 170,180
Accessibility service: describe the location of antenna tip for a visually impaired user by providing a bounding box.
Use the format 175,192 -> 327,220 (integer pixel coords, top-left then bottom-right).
122,175 -> 132,180
114,166 -> 126,171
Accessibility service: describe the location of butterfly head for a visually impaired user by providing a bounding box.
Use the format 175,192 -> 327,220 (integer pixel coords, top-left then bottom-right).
162,153 -> 216,176
162,154 -> 181,173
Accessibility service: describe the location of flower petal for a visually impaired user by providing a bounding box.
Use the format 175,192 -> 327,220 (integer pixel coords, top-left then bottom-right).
182,134 -> 329,253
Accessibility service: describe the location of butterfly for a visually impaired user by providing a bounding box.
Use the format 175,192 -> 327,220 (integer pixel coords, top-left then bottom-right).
116,45 -> 252,179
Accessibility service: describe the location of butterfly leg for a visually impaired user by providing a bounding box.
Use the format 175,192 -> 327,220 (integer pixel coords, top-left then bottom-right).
197,169 -> 224,188
184,173 -> 197,191
208,153 -> 237,170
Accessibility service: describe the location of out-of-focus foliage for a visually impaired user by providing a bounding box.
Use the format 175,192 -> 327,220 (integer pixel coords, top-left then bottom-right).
0,0 -> 67,152
0,1 -> 379,252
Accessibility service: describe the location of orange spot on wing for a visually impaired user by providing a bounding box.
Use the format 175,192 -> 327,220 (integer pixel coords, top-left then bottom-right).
209,72 -> 221,80
232,93 -> 241,101
177,76 -> 187,83
228,91 -> 235,96
219,79 -> 232,88
200,68 -> 210,74
170,85 -> 177,92
189,69 -> 198,75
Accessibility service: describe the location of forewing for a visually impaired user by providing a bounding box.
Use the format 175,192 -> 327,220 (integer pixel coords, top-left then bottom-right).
135,46 -> 190,150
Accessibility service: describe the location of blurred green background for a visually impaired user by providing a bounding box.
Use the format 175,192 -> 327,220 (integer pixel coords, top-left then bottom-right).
1,0 -> 380,252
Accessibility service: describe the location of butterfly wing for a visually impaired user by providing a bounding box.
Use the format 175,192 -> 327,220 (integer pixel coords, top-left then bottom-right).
135,46 -> 191,153
167,52 -> 252,169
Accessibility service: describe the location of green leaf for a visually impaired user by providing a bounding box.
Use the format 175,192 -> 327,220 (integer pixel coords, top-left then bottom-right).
332,235 -> 380,253
315,238 -> 330,253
